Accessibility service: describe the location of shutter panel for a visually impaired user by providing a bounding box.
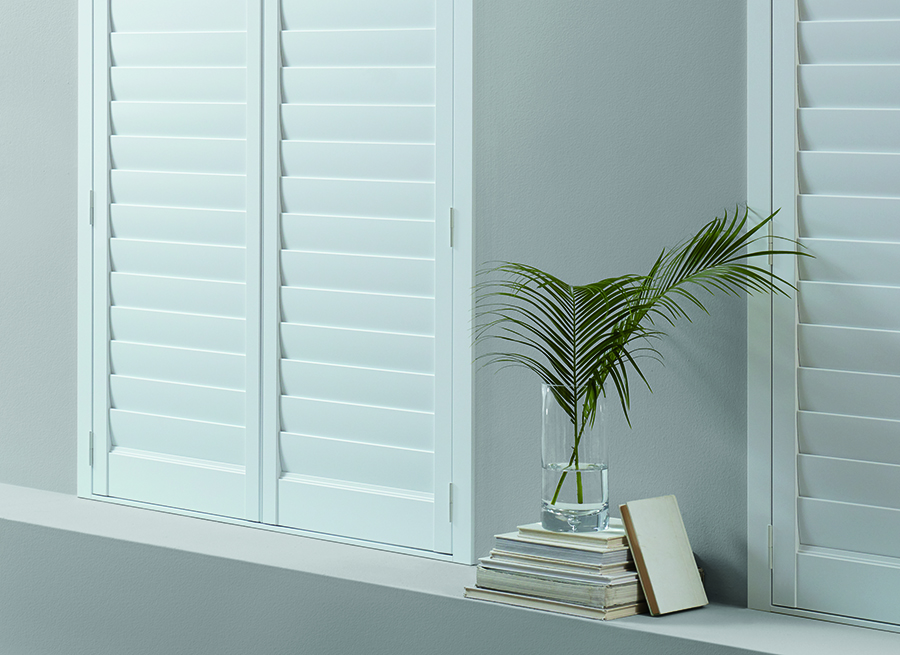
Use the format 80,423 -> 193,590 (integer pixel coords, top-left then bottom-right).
269,0 -> 452,551
773,0 -> 900,625
93,0 -> 261,519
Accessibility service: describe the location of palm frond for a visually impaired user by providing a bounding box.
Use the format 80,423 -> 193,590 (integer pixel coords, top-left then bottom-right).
475,207 -> 808,427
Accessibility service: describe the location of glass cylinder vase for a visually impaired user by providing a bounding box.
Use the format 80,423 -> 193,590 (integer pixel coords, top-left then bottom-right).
541,383 -> 609,532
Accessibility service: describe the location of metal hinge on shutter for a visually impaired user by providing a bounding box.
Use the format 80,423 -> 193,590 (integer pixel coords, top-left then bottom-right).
767,218 -> 773,267
448,483 -> 453,522
89,190 -> 94,226
89,431 -> 94,467
768,524 -> 774,570
449,207 -> 454,248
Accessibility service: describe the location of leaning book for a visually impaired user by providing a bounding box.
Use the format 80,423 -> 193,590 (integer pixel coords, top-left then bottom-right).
464,587 -> 647,621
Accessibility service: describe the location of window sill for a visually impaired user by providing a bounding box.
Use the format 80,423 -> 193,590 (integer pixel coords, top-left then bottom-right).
1,482 -> 898,654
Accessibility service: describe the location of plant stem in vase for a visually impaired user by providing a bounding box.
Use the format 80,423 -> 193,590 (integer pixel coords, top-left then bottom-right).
541,384 -> 609,532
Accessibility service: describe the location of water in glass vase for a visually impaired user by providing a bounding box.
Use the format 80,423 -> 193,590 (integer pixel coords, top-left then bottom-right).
541,462 -> 609,532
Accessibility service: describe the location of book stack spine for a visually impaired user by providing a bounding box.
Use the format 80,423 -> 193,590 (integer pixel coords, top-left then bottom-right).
464,521 -> 648,620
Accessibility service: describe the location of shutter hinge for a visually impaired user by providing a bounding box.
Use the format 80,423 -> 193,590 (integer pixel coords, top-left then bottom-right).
89,431 -> 94,467
767,218 -> 773,267
767,524 -> 774,570
89,190 -> 94,226
449,207 -> 454,248
448,483 -> 453,522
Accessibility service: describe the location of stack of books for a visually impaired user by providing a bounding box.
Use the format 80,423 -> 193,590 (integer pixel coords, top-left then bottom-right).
465,519 -> 648,620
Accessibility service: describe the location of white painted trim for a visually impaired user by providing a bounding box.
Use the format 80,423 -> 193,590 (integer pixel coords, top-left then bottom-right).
260,0 -> 281,527
244,0 -> 264,523
76,0 -> 94,498
432,0 -> 455,555
84,491 -> 457,562
450,0 -> 475,565
90,0 -> 111,497
770,0 -> 800,610
746,0 -> 775,613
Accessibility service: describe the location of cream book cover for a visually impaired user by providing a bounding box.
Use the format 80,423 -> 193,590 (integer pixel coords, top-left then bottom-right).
619,495 -> 708,615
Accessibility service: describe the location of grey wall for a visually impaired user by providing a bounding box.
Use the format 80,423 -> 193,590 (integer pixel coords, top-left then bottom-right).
472,0 -> 748,605
0,0 -> 749,634
0,520 -> 758,655
0,0 -> 78,494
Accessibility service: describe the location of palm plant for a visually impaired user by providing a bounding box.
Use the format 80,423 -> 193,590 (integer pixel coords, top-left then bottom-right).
474,207 -> 805,507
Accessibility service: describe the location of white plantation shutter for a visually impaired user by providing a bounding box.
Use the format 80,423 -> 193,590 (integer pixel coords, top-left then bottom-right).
266,0 -> 452,552
772,0 -> 900,625
88,0 -> 457,554
92,0 -> 262,519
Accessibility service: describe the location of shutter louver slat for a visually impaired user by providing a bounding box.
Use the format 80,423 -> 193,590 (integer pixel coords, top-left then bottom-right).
280,287 -> 434,333
799,281 -> 900,330
281,68 -> 435,105
799,65 -> 900,108
280,141 -> 434,181
280,360 -> 434,412
799,21 -> 900,65
110,136 -> 246,174
281,29 -> 435,67
280,0 -> 434,30
281,214 -> 433,258
110,307 -> 245,353
799,195 -> 900,241
280,251 -> 434,296
799,109 -> 900,152
110,409 -> 245,465
110,0 -> 246,32
110,273 -> 244,317
799,411 -> 900,466
110,240 -> 245,282
799,498 -> 900,560
800,0 -> 900,22
799,324 -> 900,375
279,397 -> 433,451
111,102 -> 246,139
279,432 -> 433,492
280,178 -> 433,217
111,341 -> 245,390
280,324 -> 433,373
110,205 -> 245,246
799,152 -> 900,197
111,68 -> 246,103
798,238 -> 900,286
111,171 -> 246,210
799,454 -> 900,510
110,376 -> 245,426
280,105 -> 434,142
111,32 -> 246,67
799,367 -> 900,422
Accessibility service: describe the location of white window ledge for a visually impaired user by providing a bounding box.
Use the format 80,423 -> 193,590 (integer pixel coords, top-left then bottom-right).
2,482 -> 899,654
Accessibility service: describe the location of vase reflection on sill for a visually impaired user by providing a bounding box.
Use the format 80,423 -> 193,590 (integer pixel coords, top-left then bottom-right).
540,383 -> 609,533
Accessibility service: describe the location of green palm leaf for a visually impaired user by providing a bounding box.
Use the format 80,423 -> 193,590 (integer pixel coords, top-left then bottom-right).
475,206 -> 808,430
